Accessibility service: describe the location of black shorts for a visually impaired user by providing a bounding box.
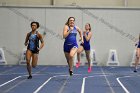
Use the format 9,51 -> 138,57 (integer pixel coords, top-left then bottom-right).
27,48 -> 39,54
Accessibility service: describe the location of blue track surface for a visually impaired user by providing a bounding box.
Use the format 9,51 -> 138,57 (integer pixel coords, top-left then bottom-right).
0,65 -> 140,93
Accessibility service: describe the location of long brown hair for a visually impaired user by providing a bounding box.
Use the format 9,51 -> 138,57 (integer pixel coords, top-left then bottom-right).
139,33 -> 140,40
65,17 -> 75,26
86,23 -> 91,31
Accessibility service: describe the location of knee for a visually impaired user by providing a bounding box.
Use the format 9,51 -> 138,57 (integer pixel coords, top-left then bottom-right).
136,56 -> 140,59
69,54 -> 74,59
26,62 -> 30,65
86,56 -> 90,60
26,57 -> 30,62
26,58 -> 31,65
77,51 -> 81,55
86,53 -> 90,57
32,62 -> 37,68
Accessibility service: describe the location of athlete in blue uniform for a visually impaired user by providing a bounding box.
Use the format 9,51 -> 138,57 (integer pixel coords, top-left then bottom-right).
76,23 -> 92,73
63,17 -> 83,76
24,22 -> 44,79
134,34 -> 140,72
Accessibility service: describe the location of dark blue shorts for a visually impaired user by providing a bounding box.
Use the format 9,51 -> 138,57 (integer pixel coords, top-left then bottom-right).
80,43 -> 90,51
27,48 -> 39,54
64,43 -> 78,53
138,45 -> 140,48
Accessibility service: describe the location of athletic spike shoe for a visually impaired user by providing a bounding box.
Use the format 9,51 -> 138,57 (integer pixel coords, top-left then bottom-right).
76,62 -> 80,68
88,67 -> 92,73
69,69 -> 73,76
27,75 -> 32,79
134,67 -> 137,72
134,70 -> 137,72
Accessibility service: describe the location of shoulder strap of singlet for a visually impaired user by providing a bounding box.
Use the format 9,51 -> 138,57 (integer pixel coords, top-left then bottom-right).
36,31 -> 40,39
27,31 -> 39,39
68,26 -> 70,30
74,26 -> 76,30
27,31 -> 32,39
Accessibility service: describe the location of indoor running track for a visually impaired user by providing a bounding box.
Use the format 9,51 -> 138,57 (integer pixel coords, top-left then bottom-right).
0,65 -> 140,93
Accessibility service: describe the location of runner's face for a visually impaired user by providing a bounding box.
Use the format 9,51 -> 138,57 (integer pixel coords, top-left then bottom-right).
69,18 -> 75,27
31,23 -> 37,31
85,24 -> 90,31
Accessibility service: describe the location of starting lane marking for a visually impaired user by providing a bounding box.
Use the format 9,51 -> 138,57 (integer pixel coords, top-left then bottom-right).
0,76 -> 22,88
116,76 -> 131,93
0,67 -> 47,88
116,75 -> 140,93
33,74 -> 92,93
81,75 -> 108,93
33,75 -> 69,93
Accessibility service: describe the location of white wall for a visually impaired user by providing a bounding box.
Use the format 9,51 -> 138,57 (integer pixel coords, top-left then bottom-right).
128,0 -> 140,7
0,6 -> 140,66
55,0 -> 124,7
1,0 -> 140,7
0,0 -> 52,6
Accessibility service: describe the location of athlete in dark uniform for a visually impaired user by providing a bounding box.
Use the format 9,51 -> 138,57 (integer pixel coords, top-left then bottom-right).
134,34 -> 140,72
63,17 -> 83,76
24,22 -> 44,79
76,23 -> 92,73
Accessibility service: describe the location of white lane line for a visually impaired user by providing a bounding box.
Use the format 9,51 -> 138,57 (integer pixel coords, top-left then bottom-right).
81,75 -> 108,93
1,74 -> 50,93
3,78 -> 27,93
33,75 -> 69,93
116,76 -> 131,93
0,67 -> 47,88
33,77 -> 52,93
81,77 -> 86,93
100,67 -> 115,93
2,74 -> 47,93
34,73 -> 102,93
0,76 -> 21,88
